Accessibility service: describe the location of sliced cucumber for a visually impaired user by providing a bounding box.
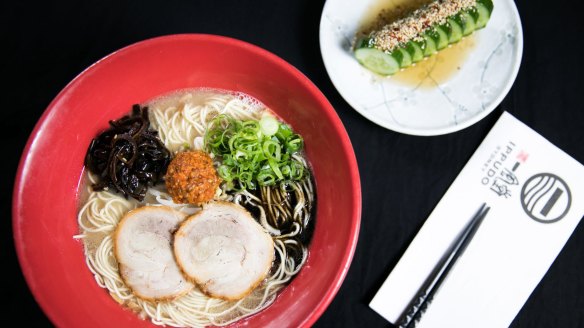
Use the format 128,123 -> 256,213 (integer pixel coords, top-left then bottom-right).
422,34 -> 437,57
355,37 -> 375,49
477,0 -> 494,13
405,41 -> 424,63
393,47 -> 412,68
445,19 -> 463,43
354,47 -> 400,75
454,11 -> 476,36
425,27 -> 448,50
353,0 -> 493,76
473,2 -> 492,29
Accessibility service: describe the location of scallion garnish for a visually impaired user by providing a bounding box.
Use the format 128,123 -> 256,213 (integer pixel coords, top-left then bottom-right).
204,114 -> 306,190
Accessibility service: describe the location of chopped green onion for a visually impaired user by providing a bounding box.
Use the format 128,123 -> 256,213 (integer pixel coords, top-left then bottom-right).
275,123 -> 292,140
260,114 -> 279,136
205,114 -> 306,191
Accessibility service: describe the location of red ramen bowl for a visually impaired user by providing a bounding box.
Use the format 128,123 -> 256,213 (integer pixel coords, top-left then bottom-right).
12,34 -> 361,327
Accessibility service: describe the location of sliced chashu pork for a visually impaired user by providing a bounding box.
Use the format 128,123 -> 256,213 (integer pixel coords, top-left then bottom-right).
174,201 -> 274,300
114,206 -> 193,301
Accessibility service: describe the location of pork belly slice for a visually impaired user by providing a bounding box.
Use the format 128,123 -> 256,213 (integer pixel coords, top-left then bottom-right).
174,201 -> 274,300
114,206 -> 193,301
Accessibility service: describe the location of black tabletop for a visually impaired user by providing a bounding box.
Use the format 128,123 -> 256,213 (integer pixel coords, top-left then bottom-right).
4,0 -> 583,327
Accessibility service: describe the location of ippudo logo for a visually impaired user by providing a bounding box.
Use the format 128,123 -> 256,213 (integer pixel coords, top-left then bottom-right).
520,173 -> 571,224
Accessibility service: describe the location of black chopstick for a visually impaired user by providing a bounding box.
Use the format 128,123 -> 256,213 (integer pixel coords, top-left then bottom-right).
397,202 -> 491,328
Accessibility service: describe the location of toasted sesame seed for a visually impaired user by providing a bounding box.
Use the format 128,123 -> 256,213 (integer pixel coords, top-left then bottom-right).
372,0 -> 476,52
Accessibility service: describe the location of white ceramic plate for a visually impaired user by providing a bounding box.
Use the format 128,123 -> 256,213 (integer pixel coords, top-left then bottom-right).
319,0 -> 523,136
